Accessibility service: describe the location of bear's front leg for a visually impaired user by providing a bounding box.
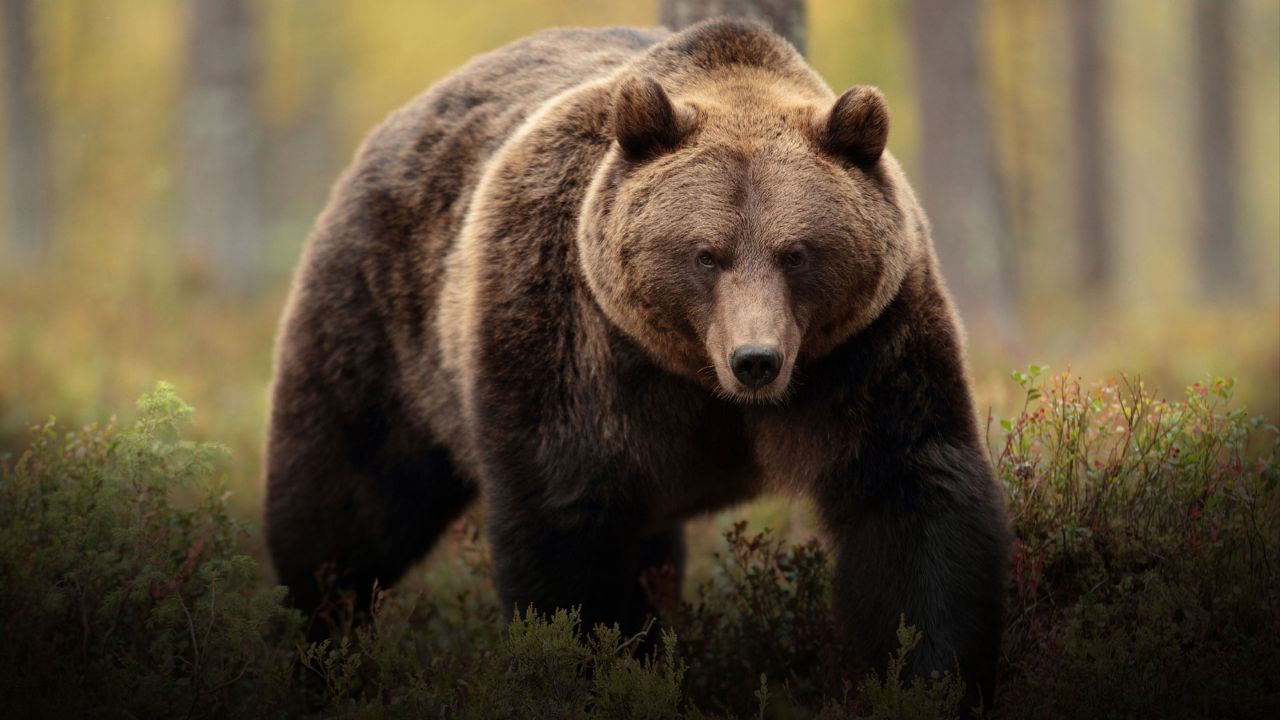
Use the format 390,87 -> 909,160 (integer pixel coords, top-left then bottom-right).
486,492 -> 658,636
816,439 -> 1010,711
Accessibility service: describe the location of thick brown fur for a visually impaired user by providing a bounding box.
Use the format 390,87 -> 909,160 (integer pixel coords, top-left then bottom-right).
266,19 -> 1010,706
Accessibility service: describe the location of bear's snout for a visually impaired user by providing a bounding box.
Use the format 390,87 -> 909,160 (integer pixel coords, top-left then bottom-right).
705,269 -> 800,401
729,345 -> 781,389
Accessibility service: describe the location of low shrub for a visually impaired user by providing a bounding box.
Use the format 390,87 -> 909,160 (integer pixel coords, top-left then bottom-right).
995,369 -> 1279,718
0,371 -> 1275,718
0,383 -> 300,718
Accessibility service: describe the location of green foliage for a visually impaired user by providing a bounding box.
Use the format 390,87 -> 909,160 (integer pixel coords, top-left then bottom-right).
0,382 -> 301,719
854,621 -> 967,720
1,373 -> 1277,718
995,369 -> 1280,719
669,522 -> 841,715
281,601 -> 689,718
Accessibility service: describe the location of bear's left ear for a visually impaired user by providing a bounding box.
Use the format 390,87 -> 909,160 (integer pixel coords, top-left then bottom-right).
612,75 -> 695,161
821,85 -> 889,167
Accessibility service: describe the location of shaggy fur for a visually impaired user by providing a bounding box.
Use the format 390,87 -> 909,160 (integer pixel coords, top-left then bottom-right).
266,19 -> 1010,705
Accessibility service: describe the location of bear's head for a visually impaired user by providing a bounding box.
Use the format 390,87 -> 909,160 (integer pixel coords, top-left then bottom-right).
579,44 -> 922,403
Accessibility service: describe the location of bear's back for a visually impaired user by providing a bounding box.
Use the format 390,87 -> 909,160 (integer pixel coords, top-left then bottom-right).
328,26 -> 666,259
301,27 -> 665,346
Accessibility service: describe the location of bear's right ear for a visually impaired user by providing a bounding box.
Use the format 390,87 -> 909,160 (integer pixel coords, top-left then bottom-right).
821,85 -> 890,168
612,76 -> 694,161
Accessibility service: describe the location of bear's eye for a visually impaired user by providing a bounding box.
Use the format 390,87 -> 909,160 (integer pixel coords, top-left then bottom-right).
695,251 -> 717,270
783,249 -> 807,269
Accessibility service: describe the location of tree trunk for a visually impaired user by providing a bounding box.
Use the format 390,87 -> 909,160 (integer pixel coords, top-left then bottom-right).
1,0 -> 52,260
1193,0 -> 1243,298
1068,0 -> 1112,292
907,0 -> 1016,334
183,0 -> 263,295
660,0 -> 806,55
998,0 -> 1036,258
263,2 -> 341,260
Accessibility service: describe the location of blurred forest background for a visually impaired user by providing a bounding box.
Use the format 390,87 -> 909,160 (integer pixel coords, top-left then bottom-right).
0,0 -> 1277,536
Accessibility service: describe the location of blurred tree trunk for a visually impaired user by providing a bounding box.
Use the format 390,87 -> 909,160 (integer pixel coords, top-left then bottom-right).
183,0 -> 263,295
1,0 -> 52,260
1193,0 -> 1243,298
1068,0 -> 1112,292
660,0 -> 806,54
908,0 -> 1017,335
999,0 -> 1036,255
264,2 -> 341,261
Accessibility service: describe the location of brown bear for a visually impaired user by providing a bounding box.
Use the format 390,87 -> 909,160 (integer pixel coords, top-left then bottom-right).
265,18 -> 1010,704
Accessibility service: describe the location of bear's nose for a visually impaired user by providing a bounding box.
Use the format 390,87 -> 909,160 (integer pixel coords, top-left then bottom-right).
729,345 -> 782,390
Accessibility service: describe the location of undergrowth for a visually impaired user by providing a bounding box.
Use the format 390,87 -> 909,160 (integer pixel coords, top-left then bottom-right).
995,369 -> 1280,719
0,371 -> 1276,718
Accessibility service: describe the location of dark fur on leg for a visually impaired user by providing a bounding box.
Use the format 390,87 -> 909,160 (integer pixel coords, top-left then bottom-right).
819,443 -> 1009,709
